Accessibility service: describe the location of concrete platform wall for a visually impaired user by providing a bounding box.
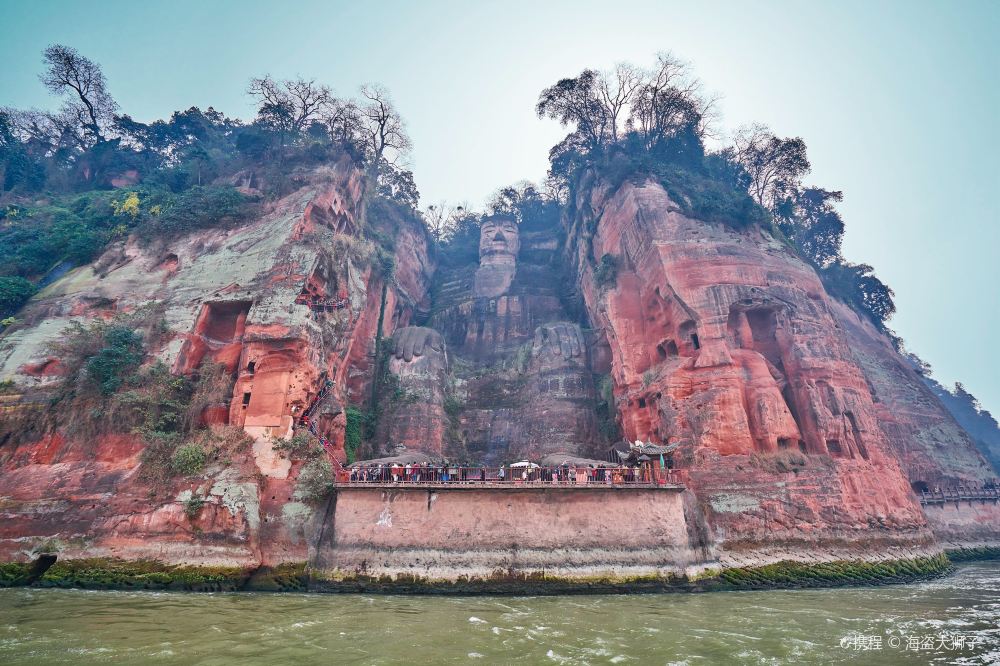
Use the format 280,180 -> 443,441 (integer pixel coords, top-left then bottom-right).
313,486 -> 706,580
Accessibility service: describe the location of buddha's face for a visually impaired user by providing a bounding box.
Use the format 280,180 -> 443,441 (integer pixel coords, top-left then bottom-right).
479,219 -> 519,260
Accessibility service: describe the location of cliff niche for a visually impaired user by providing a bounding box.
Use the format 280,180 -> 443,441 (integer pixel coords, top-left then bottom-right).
375,215 -> 608,465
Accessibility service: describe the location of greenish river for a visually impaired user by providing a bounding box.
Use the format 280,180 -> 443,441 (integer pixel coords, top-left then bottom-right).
1,562 -> 998,665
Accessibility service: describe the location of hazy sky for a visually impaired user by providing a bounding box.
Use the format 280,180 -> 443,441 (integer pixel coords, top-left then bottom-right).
2,0 -> 998,413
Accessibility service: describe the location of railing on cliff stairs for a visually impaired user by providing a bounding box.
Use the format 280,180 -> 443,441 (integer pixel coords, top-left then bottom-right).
295,379 -> 346,473
295,294 -> 348,312
920,486 -> 1000,506
333,465 -> 687,489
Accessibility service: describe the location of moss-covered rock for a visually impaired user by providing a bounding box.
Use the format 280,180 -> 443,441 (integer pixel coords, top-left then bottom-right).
243,562 -> 309,592
705,554 -> 951,591
0,553 -> 955,594
945,546 -> 1000,562
0,562 -> 32,587
32,558 -> 249,591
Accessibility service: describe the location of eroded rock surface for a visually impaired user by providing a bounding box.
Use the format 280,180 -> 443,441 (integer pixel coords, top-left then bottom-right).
564,175 -> 997,553
0,160 -> 432,566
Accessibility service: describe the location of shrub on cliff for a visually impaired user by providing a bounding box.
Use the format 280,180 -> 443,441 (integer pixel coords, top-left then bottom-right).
138,186 -> 257,239
594,253 -> 618,289
818,261 -> 896,332
345,407 -> 365,463
0,192 -> 126,277
171,443 -> 208,476
83,326 -> 145,395
435,211 -> 482,267
296,458 -> 334,502
182,493 -> 206,519
271,432 -> 322,460
0,276 -> 37,315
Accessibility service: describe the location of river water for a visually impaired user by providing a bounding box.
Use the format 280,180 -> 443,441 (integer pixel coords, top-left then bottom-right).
1,562 -> 998,665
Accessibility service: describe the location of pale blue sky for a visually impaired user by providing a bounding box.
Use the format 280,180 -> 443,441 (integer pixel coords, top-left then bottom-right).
1,0 -> 997,413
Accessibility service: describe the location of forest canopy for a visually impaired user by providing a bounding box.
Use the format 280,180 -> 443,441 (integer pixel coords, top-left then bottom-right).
530,53 -> 895,334
0,44 -> 418,318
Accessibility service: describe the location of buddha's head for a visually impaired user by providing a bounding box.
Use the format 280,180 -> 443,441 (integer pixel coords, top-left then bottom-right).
479,217 -> 519,263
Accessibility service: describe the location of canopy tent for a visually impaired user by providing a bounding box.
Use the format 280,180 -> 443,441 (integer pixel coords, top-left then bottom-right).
540,454 -> 618,468
615,440 -> 681,464
508,461 -> 540,469
347,451 -> 439,468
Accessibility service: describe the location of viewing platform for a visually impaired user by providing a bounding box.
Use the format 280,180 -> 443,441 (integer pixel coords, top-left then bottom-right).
920,487 -> 1000,506
334,466 -> 687,491
335,481 -> 686,491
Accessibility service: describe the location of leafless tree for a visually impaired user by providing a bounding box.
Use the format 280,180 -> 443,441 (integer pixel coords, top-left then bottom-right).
598,63 -> 641,144
630,52 -> 716,148
39,44 -> 117,144
247,75 -> 336,134
326,98 -> 362,148
3,106 -> 87,155
424,202 -> 466,243
357,84 -> 411,169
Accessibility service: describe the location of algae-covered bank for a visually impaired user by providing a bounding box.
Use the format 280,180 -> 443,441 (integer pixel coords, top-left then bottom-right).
0,552 -> 956,594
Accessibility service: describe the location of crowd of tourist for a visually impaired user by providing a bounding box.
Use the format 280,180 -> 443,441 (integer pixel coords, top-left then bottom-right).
345,462 -> 663,485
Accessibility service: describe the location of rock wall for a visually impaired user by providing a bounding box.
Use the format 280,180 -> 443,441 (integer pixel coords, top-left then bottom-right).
0,160 -> 433,567
921,501 -> 1000,549
565,174 -> 996,555
830,299 -> 995,486
0,159 -> 996,585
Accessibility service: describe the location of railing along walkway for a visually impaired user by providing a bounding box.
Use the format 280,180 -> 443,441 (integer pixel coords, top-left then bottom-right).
920,487 -> 1000,505
335,466 -> 686,490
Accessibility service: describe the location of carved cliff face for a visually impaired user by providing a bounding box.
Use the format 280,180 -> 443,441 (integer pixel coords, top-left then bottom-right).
382,326 -> 449,457
473,218 -> 519,298
479,218 -> 520,262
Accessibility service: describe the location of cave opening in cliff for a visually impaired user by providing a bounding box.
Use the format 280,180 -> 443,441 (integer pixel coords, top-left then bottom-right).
742,307 -> 784,369
175,300 -> 253,375
247,361 -> 256,374
198,301 -> 252,342
690,334 -> 700,350
296,263 -> 341,311
242,391 -> 251,407
657,340 -> 678,359
911,480 -> 930,494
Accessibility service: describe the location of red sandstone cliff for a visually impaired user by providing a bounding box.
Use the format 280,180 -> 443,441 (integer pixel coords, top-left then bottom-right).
0,161 -> 433,567
0,161 -> 996,581
565,173 -> 998,560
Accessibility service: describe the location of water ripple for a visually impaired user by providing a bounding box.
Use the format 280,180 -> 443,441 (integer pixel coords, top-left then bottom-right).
0,562 -> 998,664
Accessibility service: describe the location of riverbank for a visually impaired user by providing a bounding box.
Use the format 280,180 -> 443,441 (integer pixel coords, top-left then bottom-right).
0,552 -> 959,594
